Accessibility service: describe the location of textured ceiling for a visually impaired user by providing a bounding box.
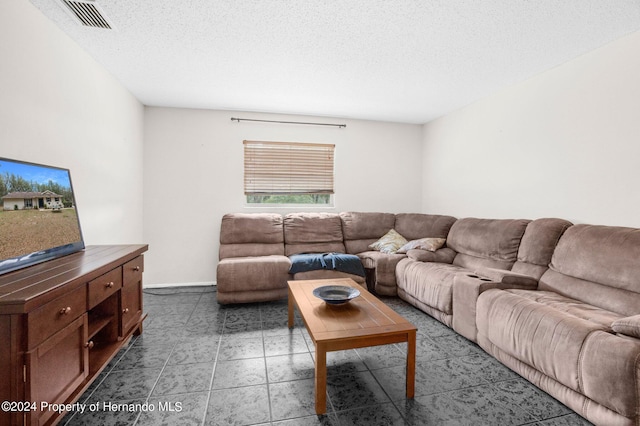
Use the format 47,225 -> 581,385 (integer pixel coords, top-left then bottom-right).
29,0 -> 640,124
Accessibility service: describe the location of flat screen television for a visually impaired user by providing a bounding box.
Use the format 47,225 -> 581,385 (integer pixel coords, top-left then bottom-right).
0,157 -> 84,275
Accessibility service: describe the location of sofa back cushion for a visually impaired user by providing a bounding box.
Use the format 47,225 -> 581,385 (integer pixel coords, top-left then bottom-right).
284,213 -> 346,256
540,224 -> 640,316
394,213 -> 457,241
511,218 -> 573,279
339,212 -> 396,254
219,213 -> 284,259
448,218 -> 530,270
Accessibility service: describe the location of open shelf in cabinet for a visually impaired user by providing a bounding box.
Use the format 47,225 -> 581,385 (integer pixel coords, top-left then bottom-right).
88,314 -> 114,340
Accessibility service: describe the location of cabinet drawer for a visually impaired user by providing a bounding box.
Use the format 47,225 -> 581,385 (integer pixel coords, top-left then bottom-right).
88,267 -> 122,309
123,256 -> 143,286
27,285 -> 87,349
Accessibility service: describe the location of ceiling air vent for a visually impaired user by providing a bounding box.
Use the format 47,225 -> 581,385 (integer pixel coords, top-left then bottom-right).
60,0 -> 112,29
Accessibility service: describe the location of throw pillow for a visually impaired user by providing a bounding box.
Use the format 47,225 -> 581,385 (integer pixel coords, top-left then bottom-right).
611,315 -> 640,339
397,237 -> 446,254
368,229 -> 408,254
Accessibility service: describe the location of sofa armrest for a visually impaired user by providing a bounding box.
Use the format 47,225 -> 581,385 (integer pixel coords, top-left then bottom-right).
407,247 -> 456,263
612,315 -> 640,339
473,267 -> 538,287
580,330 -> 640,417
373,254 -> 406,296
452,272 -> 538,342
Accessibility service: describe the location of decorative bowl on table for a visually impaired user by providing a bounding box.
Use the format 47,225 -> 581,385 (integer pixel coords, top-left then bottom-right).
312,285 -> 360,305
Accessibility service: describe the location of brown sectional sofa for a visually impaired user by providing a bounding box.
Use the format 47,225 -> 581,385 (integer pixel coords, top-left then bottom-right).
216,211 -> 640,426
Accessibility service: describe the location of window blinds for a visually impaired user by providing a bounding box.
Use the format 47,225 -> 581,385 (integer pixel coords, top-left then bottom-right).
244,141 -> 335,195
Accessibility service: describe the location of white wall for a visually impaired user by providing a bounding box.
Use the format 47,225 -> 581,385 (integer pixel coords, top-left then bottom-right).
422,30 -> 640,227
0,1 -> 144,245
12,0 -> 639,287
143,108 -> 422,286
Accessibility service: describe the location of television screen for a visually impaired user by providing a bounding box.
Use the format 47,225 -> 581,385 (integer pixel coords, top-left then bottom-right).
0,157 -> 84,274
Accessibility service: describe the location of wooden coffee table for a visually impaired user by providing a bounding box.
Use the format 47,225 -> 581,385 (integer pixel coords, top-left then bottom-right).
288,278 -> 417,414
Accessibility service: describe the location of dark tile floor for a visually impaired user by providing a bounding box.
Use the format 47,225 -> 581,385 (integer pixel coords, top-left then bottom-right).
61,286 -> 593,426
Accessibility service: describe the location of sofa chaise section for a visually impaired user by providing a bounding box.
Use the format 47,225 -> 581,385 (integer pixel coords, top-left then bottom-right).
216,213 -> 291,304
476,224 -> 640,426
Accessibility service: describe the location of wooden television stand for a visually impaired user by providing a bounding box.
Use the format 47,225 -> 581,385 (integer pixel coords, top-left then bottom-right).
0,244 -> 148,426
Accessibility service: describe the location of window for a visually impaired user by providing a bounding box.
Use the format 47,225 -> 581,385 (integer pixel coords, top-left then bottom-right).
244,140 -> 335,205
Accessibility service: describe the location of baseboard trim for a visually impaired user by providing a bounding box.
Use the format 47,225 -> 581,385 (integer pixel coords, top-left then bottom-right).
144,281 -> 216,289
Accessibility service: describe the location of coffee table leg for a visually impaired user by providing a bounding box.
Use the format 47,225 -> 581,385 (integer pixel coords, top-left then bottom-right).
406,330 -> 416,398
314,342 -> 327,414
288,287 -> 294,328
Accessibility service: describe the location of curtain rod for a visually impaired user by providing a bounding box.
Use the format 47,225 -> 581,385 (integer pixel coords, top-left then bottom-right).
231,117 -> 346,128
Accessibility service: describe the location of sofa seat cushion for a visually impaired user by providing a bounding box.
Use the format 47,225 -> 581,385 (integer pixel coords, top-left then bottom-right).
217,255 -> 291,293
357,251 -> 405,269
477,289 -> 611,393
396,259 -> 467,315
504,289 -> 622,329
478,288 -> 640,418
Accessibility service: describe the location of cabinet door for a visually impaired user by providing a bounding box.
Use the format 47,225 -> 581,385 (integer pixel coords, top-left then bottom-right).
25,314 -> 89,426
121,256 -> 143,337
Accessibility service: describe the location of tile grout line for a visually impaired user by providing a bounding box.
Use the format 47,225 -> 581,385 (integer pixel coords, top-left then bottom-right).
259,303 -> 276,424
133,294 -> 200,426
200,301 -> 225,426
